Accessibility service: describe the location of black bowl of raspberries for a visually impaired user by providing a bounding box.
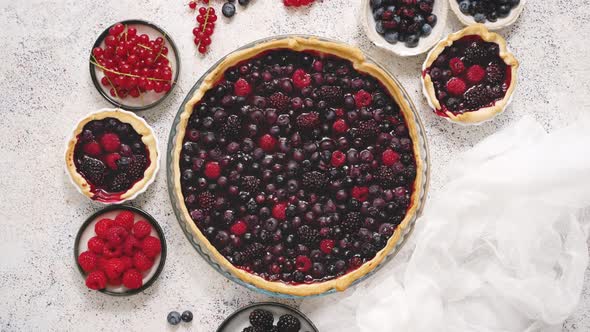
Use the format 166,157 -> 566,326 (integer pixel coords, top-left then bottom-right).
89,20 -> 180,111
217,302 -> 318,332
449,0 -> 525,30
362,0 -> 448,56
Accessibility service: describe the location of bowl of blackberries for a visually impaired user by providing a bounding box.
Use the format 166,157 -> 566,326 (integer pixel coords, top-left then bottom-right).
217,302 -> 318,332
361,0 -> 448,56
449,0 -> 525,30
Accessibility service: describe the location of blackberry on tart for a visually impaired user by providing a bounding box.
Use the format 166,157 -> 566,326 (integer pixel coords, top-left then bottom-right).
66,109 -> 158,203
421,24 -> 518,124
173,37 -> 424,296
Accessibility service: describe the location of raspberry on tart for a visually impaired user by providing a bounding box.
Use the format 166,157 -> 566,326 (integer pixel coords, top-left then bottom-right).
172,37 -> 425,296
65,109 -> 159,203
421,24 -> 519,124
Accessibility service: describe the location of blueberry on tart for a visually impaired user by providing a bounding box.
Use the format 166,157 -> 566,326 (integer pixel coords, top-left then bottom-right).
172,37 -> 425,296
65,109 -> 159,203
421,24 -> 518,124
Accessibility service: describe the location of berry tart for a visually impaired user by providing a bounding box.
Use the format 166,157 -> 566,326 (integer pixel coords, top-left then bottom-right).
421,24 -> 518,124
74,205 -> 166,295
65,109 -> 159,203
171,36 -> 427,296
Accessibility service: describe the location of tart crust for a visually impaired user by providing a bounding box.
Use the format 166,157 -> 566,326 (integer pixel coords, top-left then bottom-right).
65,108 -> 159,203
173,36 -> 425,296
421,24 -> 519,124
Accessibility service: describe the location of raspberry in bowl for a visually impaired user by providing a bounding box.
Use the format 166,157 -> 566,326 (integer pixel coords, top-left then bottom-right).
168,36 -> 429,297
90,20 -> 180,111
421,24 -> 519,124
74,205 -> 166,296
65,108 -> 160,204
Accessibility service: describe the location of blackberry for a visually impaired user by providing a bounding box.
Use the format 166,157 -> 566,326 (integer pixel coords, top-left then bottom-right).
486,62 -> 504,84
242,242 -> 265,261
297,225 -> 320,245
302,171 -> 326,191
356,120 -> 380,140
221,115 -> 241,138
464,84 -> 492,109
268,92 -> 291,111
109,172 -> 131,192
242,327 -> 262,332
296,112 -> 320,130
315,85 -> 343,104
341,212 -> 363,233
375,165 -> 397,188
249,309 -> 274,329
126,154 -> 147,180
241,176 -> 260,193
80,156 -> 106,185
464,42 -> 489,64
196,191 -> 216,210
277,314 -> 301,332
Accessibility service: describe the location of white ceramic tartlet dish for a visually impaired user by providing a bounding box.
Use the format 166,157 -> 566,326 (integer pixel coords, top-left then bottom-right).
360,0 -> 448,57
449,0 -> 526,30
65,108 -> 160,204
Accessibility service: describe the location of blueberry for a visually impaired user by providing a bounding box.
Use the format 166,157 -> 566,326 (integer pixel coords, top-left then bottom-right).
222,3 -> 236,17
459,0 -> 470,14
421,24 -> 432,37
383,31 -> 399,44
375,20 -> 385,35
238,0 -> 249,5
473,13 -> 486,23
167,311 -> 181,325
370,0 -> 383,9
373,7 -> 385,20
487,11 -> 498,22
405,34 -> 419,48
181,310 -> 193,322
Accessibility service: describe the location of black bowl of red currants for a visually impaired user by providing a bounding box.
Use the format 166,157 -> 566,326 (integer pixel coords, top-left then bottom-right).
89,20 -> 180,111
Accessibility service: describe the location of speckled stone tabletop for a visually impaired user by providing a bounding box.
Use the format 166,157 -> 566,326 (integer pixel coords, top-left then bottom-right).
1,1 -> 589,331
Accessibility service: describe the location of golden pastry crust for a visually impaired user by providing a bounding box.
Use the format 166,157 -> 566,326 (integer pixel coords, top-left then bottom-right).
421,24 -> 519,124
173,36 -> 424,296
65,108 -> 159,203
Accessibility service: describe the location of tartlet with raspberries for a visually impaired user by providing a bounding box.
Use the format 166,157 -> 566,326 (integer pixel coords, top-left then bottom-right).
171,36 -> 426,296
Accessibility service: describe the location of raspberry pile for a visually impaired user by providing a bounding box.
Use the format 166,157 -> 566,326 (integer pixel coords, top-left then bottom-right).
283,0 -> 315,6
78,210 -> 162,291
91,22 -> 173,99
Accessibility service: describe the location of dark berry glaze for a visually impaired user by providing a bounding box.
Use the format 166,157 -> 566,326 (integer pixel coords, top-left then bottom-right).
424,35 -> 511,116
73,117 -> 151,202
180,49 -> 417,285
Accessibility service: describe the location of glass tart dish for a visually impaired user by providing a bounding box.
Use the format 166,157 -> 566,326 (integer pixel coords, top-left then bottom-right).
216,302 -> 318,332
65,108 -> 160,204
167,35 -> 429,298
74,205 -> 166,296
421,24 -> 519,125
89,20 -> 180,111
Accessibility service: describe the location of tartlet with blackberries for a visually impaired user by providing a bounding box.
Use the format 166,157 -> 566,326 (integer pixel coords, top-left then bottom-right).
65,109 -> 159,203
172,37 -> 425,296
421,24 -> 518,124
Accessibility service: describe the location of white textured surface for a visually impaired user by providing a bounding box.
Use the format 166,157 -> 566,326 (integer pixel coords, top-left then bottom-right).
0,1 -> 588,331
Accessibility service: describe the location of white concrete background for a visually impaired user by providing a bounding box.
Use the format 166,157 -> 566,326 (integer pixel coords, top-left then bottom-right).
1,0 -> 589,331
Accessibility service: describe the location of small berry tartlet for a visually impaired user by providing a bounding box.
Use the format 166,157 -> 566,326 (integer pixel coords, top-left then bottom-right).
65,109 -> 159,203
74,205 -> 166,295
421,24 -> 518,124
217,302 -> 318,332
171,36 -> 427,297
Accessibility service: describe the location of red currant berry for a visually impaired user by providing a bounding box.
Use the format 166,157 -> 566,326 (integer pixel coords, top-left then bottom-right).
93,47 -> 103,57
105,35 -> 117,47
101,76 -> 110,86
189,1 -> 197,9
198,45 -> 207,54
198,7 -> 207,15
201,36 -> 211,46
127,27 -> 137,38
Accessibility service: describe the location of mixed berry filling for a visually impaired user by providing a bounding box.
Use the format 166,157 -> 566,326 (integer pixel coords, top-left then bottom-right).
74,117 -> 150,201
456,0 -> 520,23
371,0 -> 438,48
179,49 -> 417,284
424,35 -> 511,115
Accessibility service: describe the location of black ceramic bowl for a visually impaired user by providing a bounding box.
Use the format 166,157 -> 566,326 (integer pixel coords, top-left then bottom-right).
74,204 -> 167,296
89,19 -> 180,111
217,302 -> 319,332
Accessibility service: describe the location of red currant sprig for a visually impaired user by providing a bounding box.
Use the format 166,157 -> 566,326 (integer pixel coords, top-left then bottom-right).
192,3 -> 217,54
91,23 -> 173,99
